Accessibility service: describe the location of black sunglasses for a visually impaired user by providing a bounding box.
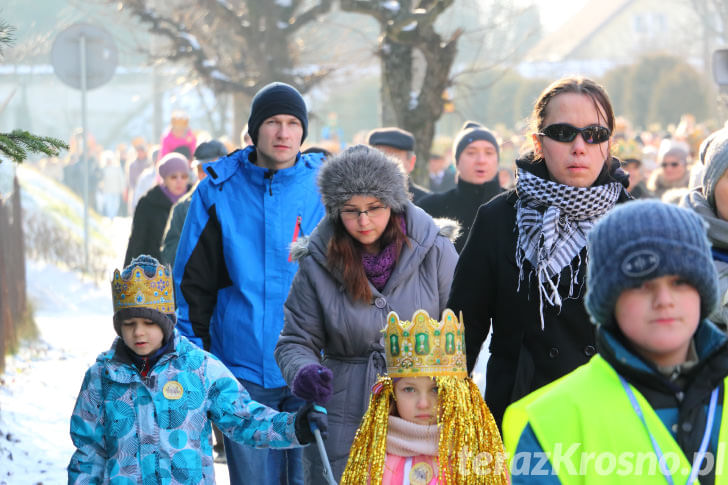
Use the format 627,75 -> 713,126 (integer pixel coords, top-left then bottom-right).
538,123 -> 611,144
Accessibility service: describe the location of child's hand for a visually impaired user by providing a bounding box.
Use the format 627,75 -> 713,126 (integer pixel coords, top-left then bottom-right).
294,402 -> 329,444
292,364 -> 333,405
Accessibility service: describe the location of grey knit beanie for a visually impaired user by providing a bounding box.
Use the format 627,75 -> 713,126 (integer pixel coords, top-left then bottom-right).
701,129 -> 728,209
585,200 -> 718,326
317,144 -> 410,219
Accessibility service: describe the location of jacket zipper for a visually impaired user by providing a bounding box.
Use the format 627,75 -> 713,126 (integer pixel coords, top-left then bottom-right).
264,169 -> 276,196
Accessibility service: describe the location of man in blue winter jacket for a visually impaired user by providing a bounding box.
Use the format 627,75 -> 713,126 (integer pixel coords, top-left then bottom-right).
173,82 -> 326,485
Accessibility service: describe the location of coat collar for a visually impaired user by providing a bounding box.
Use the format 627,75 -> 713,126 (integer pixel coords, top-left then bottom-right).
204,145 -> 323,186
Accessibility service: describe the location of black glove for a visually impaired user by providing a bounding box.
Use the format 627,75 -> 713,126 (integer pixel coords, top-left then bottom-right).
294,402 -> 328,445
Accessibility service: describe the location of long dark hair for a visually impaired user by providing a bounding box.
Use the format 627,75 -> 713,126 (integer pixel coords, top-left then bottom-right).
326,213 -> 409,303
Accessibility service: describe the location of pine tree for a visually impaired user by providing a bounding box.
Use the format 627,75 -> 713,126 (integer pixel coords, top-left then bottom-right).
0,18 -> 67,164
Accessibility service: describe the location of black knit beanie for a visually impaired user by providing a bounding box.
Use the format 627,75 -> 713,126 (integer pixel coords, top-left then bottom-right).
452,121 -> 500,164
247,82 -> 308,146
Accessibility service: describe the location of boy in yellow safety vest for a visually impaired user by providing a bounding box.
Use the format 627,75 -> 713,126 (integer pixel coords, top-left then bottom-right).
503,200 -> 728,484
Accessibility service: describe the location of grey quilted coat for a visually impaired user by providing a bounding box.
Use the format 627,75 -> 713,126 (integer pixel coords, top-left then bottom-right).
275,202 -> 458,484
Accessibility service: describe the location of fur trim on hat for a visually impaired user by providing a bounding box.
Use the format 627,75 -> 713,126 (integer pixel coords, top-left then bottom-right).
317,145 -> 410,218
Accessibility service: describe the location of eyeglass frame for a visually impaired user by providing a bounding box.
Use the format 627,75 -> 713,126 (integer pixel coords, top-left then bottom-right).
339,205 -> 389,220
537,123 -> 612,145
660,161 -> 683,168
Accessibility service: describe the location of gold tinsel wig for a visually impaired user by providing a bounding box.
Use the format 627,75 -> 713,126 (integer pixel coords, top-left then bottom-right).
340,310 -> 508,484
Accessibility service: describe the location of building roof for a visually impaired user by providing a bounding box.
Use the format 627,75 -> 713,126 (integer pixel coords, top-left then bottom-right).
525,0 -> 635,62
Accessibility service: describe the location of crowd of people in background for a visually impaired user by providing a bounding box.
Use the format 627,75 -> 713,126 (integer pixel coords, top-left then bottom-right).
45,75 -> 728,484
28,106 -> 719,231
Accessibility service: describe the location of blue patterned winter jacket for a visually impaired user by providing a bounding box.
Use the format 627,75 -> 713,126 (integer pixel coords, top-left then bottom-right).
68,333 -> 301,484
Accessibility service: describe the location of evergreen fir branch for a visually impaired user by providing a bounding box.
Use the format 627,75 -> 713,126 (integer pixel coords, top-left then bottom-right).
0,18 -> 16,56
0,130 -> 68,164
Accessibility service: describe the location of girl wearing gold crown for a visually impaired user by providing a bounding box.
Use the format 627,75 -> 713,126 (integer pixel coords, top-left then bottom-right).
341,309 -> 508,485
275,145 -> 460,483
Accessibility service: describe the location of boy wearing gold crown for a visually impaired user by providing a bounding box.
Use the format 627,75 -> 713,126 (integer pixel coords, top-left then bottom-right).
67,255 -> 328,484
340,309 -> 509,485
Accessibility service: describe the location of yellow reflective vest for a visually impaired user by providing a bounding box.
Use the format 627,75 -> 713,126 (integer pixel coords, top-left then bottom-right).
503,355 -> 728,484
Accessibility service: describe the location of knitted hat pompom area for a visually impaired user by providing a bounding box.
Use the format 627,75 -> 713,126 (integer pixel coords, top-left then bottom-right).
585,200 -> 718,327
317,144 -> 410,219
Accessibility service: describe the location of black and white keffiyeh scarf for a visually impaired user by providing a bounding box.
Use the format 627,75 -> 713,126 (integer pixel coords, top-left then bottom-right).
515,168 -> 622,329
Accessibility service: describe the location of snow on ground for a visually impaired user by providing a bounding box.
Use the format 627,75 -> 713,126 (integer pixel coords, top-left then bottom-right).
0,260 -> 114,485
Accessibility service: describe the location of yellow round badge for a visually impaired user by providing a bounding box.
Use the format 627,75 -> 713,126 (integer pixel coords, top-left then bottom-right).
163,381 -> 184,400
409,461 -> 434,484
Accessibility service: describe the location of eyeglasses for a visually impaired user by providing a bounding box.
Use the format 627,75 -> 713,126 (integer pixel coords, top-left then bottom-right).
538,123 -> 611,144
340,206 -> 388,220
661,162 -> 682,168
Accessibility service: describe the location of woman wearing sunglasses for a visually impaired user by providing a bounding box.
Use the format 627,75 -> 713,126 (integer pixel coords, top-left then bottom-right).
274,144 -> 459,483
448,76 -> 631,427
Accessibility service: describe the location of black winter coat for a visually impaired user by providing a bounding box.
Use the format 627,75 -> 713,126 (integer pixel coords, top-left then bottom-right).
409,179 -> 431,205
418,176 -> 503,252
125,184 -> 190,266
447,158 -> 631,426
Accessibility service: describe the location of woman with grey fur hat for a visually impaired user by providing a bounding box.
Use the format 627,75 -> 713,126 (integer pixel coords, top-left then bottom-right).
680,127 -> 728,330
275,144 -> 459,483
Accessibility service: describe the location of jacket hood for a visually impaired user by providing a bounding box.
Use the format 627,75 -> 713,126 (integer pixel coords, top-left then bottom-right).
101,332 -> 185,383
289,203 -> 460,265
204,145 -> 324,186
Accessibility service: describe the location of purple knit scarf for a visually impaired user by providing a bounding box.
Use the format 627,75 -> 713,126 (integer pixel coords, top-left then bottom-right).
361,216 -> 406,292
159,184 -> 185,205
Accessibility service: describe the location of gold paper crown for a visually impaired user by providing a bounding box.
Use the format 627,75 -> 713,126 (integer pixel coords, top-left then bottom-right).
111,262 -> 175,315
384,309 -> 467,378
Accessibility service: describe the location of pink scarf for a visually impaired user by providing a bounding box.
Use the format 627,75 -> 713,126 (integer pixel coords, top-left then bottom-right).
386,416 -> 439,457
